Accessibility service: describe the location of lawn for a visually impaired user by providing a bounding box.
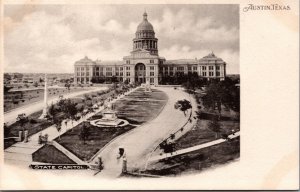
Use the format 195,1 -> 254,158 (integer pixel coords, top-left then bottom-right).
32,144 -> 76,164
175,119 -> 240,150
56,124 -> 136,161
114,88 -> 168,124
56,88 -> 168,162
144,137 -> 240,176
174,93 -> 240,150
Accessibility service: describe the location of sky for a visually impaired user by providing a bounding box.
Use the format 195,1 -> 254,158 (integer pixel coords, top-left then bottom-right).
4,4 -> 239,74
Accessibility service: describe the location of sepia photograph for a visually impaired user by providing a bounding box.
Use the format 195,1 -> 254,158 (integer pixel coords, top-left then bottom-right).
1,0 -> 298,190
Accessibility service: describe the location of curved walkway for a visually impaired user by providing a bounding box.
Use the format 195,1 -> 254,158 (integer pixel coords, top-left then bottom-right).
91,87 -> 197,177
149,131 -> 240,162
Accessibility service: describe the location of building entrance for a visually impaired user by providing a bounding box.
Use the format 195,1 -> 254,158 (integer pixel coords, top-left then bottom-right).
135,63 -> 146,83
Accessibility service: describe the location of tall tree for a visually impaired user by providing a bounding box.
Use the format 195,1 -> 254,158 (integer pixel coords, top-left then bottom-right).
79,122 -> 90,144
174,99 -> 192,116
16,113 -> 29,133
54,118 -> 63,140
208,117 -> 221,139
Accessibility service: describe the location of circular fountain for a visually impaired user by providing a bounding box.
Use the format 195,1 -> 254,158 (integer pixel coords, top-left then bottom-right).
89,103 -> 129,128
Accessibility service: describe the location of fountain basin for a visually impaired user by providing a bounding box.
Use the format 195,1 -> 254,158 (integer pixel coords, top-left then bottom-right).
90,119 -> 129,128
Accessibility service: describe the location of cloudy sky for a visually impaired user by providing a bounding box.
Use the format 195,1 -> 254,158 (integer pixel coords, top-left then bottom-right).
4,4 -> 239,74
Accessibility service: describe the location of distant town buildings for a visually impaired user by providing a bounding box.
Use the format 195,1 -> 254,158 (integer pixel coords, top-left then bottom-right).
74,12 -> 227,85
4,73 -> 74,88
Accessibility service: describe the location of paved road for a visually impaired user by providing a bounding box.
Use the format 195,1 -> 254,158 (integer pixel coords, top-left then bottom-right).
91,87 -> 197,177
4,87 -> 108,126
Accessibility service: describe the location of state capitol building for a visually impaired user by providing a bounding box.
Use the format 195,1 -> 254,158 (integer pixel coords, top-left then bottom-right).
74,12 -> 226,85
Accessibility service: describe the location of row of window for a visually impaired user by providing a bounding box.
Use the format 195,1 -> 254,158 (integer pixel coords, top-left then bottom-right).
76,66 -> 222,77
161,65 -> 221,71
160,71 -> 221,77
125,60 -> 155,64
77,65 -> 221,72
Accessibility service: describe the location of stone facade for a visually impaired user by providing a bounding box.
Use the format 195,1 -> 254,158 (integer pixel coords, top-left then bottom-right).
74,12 -> 226,85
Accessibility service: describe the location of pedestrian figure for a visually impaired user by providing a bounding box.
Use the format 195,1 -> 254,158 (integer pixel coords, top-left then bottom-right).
117,148 -> 125,159
98,157 -> 104,171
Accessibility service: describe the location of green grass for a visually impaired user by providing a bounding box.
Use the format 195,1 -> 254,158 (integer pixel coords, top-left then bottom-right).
32,144 -> 76,164
145,137 -> 240,176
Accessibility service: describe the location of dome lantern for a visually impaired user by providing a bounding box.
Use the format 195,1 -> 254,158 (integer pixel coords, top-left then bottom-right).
143,12 -> 148,21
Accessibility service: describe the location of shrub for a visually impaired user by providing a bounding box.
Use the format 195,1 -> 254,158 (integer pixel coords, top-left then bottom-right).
29,119 -> 38,124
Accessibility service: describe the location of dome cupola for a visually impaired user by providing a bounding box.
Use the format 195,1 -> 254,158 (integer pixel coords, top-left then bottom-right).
133,12 -> 158,55
137,12 -> 154,32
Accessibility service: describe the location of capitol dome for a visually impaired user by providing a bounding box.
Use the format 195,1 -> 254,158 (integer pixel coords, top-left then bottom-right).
136,12 -> 154,31
133,12 -> 158,55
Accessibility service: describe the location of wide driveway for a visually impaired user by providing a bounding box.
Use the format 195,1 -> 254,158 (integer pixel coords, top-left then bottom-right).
4,87 -> 108,126
91,87 -> 196,177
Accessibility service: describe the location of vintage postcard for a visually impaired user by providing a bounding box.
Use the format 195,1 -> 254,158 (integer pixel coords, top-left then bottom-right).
0,0 -> 299,190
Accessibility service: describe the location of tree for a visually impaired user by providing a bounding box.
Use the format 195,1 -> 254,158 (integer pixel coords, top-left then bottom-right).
54,118 -> 63,140
64,99 -> 78,123
79,122 -> 90,144
202,78 -> 240,118
111,76 -> 118,83
124,79 -> 129,85
16,113 -> 29,133
159,140 -> 176,153
33,81 -> 39,87
48,103 -> 57,119
208,117 -> 221,139
182,72 -> 200,94
47,103 -> 62,138
174,99 -> 192,116
4,86 -> 13,93
4,123 -> 11,138
65,82 -> 71,91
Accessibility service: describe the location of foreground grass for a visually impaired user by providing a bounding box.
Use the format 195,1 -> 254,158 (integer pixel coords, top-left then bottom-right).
56,124 -> 136,161
145,137 -> 240,176
175,119 -> 240,150
32,144 -> 75,164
